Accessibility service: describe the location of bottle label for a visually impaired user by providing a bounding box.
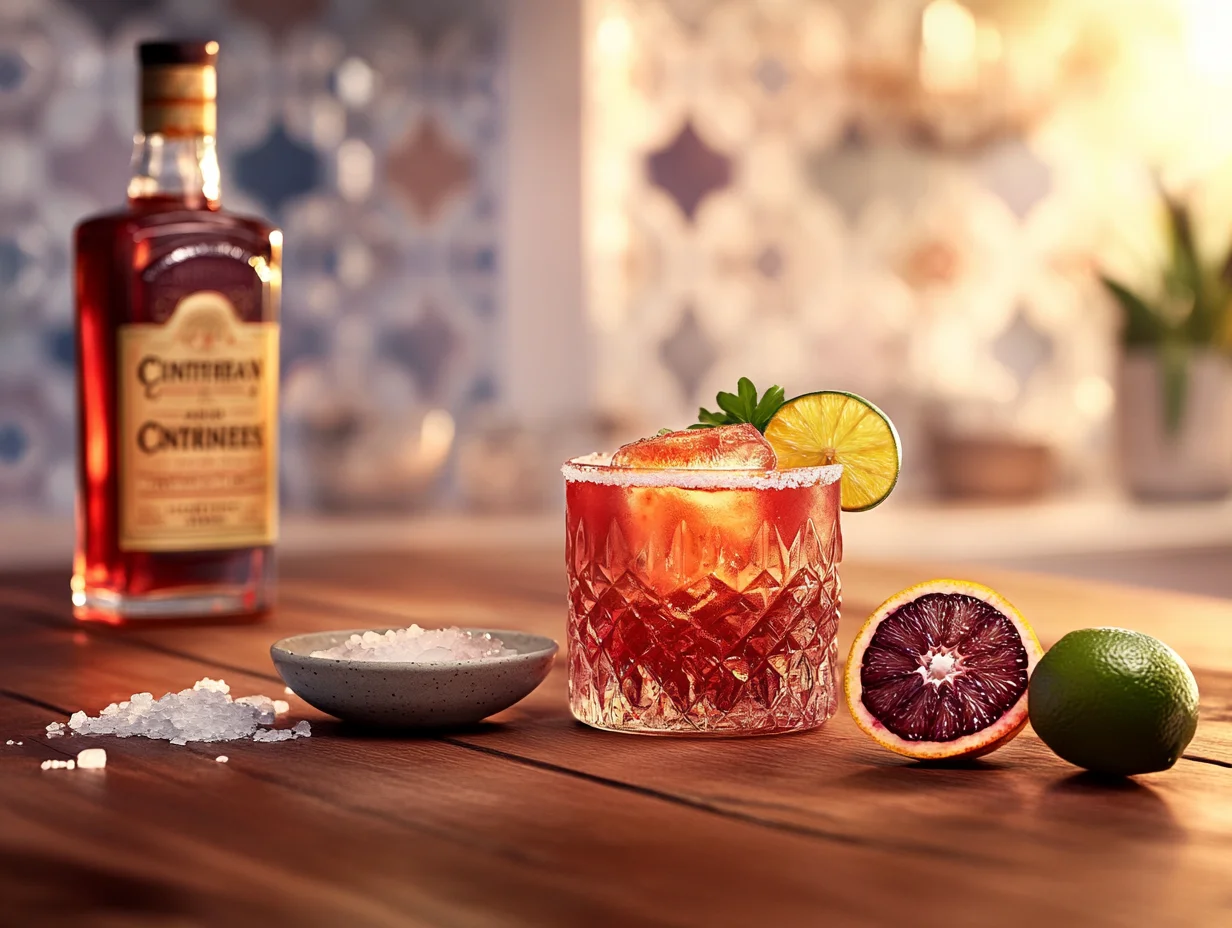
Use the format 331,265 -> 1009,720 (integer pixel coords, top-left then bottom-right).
117,292 -> 278,551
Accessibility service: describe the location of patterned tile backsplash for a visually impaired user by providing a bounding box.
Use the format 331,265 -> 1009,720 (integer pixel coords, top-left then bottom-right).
582,0 -> 1161,496
588,0 -> 1232,501
1,0 -> 1219,516
0,0 -> 505,514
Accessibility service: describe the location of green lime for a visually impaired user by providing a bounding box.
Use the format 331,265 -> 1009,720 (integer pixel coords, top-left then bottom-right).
1028,628 -> 1199,776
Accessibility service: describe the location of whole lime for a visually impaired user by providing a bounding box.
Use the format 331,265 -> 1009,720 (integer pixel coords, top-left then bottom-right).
1029,628 -> 1199,776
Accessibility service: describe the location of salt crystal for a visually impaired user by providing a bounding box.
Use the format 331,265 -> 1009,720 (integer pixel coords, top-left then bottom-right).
5,740 -> 12,745
215,755 -> 228,763
193,678 -> 230,695
44,678 -> 315,744
292,720 -> 311,738
15,741 -> 21,746
252,728 -> 294,743
235,695 -> 277,725
40,758 -> 75,771
310,624 -> 517,663
76,748 -> 106,769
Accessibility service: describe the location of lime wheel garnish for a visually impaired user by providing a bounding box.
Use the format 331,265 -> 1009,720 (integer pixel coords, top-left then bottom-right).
763,391 -> 900,511
845,579 -> 1043,761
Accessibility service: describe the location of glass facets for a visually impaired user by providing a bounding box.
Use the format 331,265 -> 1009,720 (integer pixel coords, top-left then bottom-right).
567,517 -> 841,735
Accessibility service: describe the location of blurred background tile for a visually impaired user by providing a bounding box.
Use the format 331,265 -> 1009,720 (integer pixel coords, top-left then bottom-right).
584,0 -> 1232,504
6,0 -> 1232,543
0,0 -> 505,514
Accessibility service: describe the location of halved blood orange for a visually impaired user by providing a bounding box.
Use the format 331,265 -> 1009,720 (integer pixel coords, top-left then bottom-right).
845,580 -> 1043,760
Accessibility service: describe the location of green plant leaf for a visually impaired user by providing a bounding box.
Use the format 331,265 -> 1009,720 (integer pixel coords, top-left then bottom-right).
689,379 -> 786,432
692,408 -> 728,428
715,391 -> 743,419
737,377 -> 757,411
1101,185 -> 1232,352
1160,339 -> 1190,437
751,385 -> 786,431
1101,275 -> 1164,346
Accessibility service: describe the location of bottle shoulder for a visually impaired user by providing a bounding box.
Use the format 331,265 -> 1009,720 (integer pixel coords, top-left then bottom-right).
75,204 -> 278,244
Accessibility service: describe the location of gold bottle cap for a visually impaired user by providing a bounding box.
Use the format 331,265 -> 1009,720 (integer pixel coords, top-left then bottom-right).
139,40 -> 219,137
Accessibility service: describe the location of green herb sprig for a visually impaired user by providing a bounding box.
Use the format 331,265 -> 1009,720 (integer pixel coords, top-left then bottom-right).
689,378 -> 785,433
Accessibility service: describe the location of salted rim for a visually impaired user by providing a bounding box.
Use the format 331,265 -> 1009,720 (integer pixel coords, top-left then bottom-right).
561,453 -> 843,490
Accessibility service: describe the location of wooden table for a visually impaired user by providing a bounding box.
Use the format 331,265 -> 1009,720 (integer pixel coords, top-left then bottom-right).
1,549 -> 1230,927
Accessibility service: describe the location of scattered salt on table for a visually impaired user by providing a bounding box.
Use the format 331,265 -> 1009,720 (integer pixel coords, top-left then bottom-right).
310,625 -> 516,663
253,720 -> 310,742
42,678 -> 313,744
40,759 -> 75,770
235,695 -> 278,725
252,729 -> 294,743
76,748 -> 106,769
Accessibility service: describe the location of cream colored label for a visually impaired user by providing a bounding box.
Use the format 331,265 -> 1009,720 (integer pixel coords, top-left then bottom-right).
118,292 -> 278,551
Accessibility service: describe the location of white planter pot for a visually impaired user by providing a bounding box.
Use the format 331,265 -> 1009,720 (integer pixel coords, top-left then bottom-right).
1118,350 -> 1232,500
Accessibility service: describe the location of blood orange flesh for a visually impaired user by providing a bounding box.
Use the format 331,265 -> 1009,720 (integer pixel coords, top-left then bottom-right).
846,580 -> 1042,760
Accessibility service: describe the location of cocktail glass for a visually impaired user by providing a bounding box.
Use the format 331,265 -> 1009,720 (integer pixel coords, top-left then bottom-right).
563,454 -> 843,736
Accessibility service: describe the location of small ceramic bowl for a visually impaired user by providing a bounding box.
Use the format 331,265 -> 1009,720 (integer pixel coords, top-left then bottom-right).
270,628 -> 558,729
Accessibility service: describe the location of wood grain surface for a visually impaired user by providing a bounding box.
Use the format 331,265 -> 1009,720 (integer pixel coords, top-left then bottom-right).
1,548 -> 1229,928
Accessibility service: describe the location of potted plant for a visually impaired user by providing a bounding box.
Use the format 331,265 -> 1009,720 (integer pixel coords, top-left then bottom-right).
1102,190 -> 1232,500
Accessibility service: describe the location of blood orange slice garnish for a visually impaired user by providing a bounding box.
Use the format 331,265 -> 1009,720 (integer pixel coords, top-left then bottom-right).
611,423 -> 777,470
845,579 -> 1043,760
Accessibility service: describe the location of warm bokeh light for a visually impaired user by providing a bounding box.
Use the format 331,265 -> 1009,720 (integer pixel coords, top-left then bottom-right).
595,9 -> 634,65
1183,0 -> 1232,83
418,409 -> 456,473
920,0 -> 979,93
335,57 -> 375,107
337,139 -> 375,202
1074,375 -> 1116,420
976,22 -> 1002,65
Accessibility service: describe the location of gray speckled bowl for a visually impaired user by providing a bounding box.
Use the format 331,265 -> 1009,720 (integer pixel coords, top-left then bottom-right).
270,628 -> 558,729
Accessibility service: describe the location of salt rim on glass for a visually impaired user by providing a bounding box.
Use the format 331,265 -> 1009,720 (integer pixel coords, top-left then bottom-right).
561,452 -> 843,490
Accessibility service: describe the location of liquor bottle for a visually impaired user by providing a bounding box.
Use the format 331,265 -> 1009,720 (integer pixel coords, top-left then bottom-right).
73,41 -> 280,621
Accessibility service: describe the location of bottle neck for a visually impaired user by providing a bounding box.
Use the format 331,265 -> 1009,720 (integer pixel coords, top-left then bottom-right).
127,133 -> 221,211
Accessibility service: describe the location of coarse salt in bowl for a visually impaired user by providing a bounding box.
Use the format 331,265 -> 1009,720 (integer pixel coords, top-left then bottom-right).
310,625 -> 518,663
272,626 -> 558,729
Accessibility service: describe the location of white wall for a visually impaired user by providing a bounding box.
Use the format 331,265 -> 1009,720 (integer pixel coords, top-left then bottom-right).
502,0 -> 590,422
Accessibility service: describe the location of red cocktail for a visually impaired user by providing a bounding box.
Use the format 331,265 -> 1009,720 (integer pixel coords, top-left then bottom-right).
564,453 -> 842,735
